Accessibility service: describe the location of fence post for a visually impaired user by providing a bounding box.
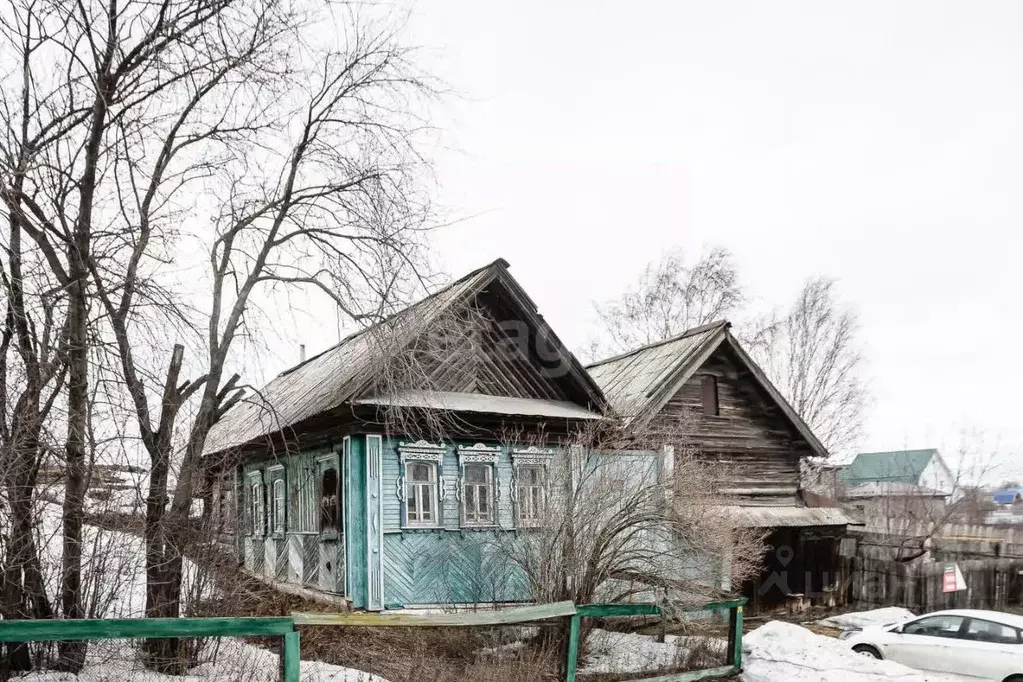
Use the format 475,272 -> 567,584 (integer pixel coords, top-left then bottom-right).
282,630 -> 300,682
564,613 -> 581,682
729,604 -> 743,669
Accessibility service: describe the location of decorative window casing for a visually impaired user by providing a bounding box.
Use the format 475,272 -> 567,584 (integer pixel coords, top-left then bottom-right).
269,465 -> 286,535
458,444 -> 501,527
512,447 -> 554,528
248,472 -> 265,536
398,441 -> 446,528
289,462 -> 316,533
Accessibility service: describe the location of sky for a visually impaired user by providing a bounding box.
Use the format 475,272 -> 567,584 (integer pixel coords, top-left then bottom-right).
262,1 -> 1023,480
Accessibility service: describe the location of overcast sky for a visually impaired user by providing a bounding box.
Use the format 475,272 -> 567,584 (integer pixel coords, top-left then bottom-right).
264,2 -> 1023,479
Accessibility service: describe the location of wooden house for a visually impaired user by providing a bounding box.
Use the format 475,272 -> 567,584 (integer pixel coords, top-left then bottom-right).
585,321 -> 855,610
200,259 -> 607,610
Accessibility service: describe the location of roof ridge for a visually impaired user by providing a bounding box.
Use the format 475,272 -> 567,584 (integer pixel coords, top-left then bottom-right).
585,320 -> 730,369
277,258 -> 510,377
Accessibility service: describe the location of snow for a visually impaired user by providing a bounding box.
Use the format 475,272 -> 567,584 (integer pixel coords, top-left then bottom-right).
22,503 -> 388,682
741,621 -> 967,682
582,628 -> 726,674
817,608 -> 916,631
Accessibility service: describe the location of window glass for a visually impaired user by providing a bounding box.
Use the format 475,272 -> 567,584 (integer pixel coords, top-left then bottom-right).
250,481 -> 264,535
462,463 -> 494,525
272,478 -> 286,533
517,464 -> 545,526
964,619 -> 1021,645
405,461 -> 438,526
904,615 -> 965,638
320,468 -> 340,532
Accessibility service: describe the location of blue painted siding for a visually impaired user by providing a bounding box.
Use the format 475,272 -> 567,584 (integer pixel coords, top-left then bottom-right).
382,531 -> 528,605
346,435 -> 368,609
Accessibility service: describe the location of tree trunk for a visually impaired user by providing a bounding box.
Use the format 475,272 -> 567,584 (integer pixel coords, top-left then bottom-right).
142,443 -> 184,673
56,227 -> 90,672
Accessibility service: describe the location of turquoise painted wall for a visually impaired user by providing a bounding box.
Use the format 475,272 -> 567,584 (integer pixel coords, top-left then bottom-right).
380,438 -> 515,531
346,435 -> 368,609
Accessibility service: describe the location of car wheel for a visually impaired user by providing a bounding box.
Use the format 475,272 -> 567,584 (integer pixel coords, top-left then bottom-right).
852,644 -> 882,659
1001,676 -> 1023,682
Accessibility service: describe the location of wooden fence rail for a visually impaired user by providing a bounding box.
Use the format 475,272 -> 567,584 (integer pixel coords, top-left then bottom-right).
0,616 -> 301,681
0,598 -> 746,682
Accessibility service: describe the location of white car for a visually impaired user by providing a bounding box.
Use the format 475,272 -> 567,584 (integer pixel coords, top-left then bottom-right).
841,609 -> 1023,681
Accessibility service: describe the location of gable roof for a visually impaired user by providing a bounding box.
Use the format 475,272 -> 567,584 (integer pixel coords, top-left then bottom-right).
585,321 -> 829,459
838,449 -> 940,487
203,259 -> 605,456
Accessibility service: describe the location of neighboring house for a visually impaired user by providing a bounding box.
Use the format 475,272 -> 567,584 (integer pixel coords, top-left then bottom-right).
838,449 -> 955,499
201,259 -> 609,610
843,481 -> 949,525
585,321 -> 855,611
987,489 -> 1023,525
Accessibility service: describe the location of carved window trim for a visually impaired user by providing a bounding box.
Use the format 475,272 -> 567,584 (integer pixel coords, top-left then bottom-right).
398,440 -> 446,528
510,447 -> 554,528
456,444 -> 501,527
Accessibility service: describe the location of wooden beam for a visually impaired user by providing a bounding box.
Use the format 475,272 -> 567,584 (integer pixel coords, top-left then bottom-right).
623,665 -> 738,682
0,617 -> 295,642
293,600 -> 577,627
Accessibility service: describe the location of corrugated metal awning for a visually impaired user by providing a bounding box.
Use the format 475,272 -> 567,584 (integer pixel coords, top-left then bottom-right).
722,505 -> 858,528
355,391 -> 603,420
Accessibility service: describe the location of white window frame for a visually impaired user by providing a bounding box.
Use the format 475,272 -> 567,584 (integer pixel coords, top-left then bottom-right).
458,444 -> 501,528
248,472 -> 265,536
271,477 -> 286,534
511,447 -> 554,528
398,441 -> 445,528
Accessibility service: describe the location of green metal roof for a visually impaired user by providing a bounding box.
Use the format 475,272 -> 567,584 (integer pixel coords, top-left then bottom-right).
839,449 -> 938,486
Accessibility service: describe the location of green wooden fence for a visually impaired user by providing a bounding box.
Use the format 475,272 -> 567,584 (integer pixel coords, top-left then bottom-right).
0,616 -> 301,682
565,598 -> 746,682
0,597 -> 745,682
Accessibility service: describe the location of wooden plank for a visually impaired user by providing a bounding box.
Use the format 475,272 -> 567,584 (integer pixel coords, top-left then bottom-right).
282,631 -> 301,682
685,597 -> 747,612
576,603 -> 661,617
564,614 -> 581,682
623,664 -> 738,682
293,600 -> 577,627
0,617 -> 295,642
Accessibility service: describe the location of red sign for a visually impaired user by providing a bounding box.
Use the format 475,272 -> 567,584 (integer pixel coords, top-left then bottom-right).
942,566 -> 957,593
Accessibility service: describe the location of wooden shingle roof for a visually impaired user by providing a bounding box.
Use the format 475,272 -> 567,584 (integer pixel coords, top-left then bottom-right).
585,321 -> 829,459
203,259 -> 605,456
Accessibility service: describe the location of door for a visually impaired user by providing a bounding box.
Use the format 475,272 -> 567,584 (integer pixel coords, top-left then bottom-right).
317,454 -> 342,593
887,614 -> 966,672
366,435 -> 384,611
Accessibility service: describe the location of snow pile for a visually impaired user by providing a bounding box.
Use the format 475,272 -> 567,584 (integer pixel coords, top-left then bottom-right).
19,637 -> 388,681
742,621 -> 964,682
23,504 -> 387,681
817,608 -> 915,631
583,628 -> 726,674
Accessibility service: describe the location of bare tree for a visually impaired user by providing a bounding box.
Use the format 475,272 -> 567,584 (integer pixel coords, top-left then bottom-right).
1,0 -> 436,672
744,277 -> 867,455
592,247 -> 743,358
496,417 -> 765,642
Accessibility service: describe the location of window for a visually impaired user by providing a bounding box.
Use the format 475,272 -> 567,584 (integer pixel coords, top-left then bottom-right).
701,374 -> 719,416
463,463 -> 495,526
406,461 -> 438,526
271,478 -> 286,534
320,468 -> 340,532
516,464 -> 545,526
250,481 -> 264,536
964,619 -> 1022,645
903,615 -> 965,638
289,464 -> 316,532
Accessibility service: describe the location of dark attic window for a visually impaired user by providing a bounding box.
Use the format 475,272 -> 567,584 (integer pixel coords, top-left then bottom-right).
320,468 -> 341,532
701,374 -> 719,416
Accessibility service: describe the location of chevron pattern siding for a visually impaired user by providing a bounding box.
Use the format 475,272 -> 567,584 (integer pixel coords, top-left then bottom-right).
383,532 -> 529,606
302,534 -> 318,587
